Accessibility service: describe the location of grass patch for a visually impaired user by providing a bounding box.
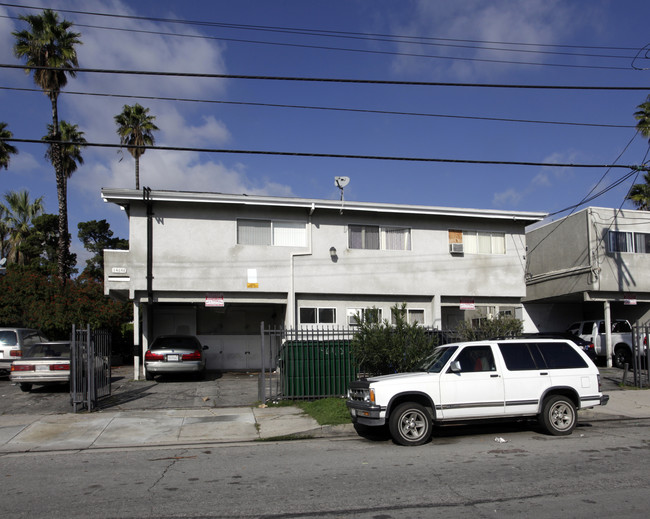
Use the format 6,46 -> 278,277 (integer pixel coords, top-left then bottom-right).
294,397 -> 351,426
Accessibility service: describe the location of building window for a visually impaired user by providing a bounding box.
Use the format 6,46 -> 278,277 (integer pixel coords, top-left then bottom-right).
391,308 -> 424,325
384,227 -> 411,250
238,219 -> 306,247
300,307 -> 336,324
347,308 -> 382,326
348,225 -> 411,251
462,231 -> 506,254
635,233 -> 650,253
349,225 -> 379,250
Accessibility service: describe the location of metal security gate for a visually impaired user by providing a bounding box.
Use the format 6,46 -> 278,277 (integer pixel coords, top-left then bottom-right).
631,324 -> 650,388
70,325 -> 112,412
259,324 -> 357,402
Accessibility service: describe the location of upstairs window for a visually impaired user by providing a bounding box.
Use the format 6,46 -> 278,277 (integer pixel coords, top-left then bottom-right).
347,308 -> 383,326
349,225 -> 411,251
463,231 -> 506,255
608,230 -> 650,254
238,219 -> 306,247
300,307 -> 336,324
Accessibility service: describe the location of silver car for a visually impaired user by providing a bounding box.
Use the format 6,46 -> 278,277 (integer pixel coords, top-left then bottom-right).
0,328 -> 49,375
144,335 -> 208,380
10,341 -> 70,392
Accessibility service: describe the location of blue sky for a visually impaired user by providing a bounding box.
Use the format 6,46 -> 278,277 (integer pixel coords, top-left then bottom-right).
1,0 -> 650,266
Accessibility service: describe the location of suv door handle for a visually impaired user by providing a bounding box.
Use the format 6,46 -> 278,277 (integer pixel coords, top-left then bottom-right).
490,374 -> 500,378
540,372 -> 549,376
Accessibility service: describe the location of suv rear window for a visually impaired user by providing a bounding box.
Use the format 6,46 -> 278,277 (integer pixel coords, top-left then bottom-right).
0,331 -> 18,346
498,341 -> 587,370
536,341 -> 587,369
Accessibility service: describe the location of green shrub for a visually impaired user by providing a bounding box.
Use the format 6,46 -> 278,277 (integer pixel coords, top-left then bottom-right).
351,303 -> 437,376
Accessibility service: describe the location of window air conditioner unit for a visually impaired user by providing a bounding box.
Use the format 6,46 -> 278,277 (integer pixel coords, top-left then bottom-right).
450,243 -> 464,254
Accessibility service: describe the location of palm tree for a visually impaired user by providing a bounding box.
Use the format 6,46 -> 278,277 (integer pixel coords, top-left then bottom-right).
1,190 -> 44,265
114,103 -> 159,190
0,122 -> 18,170
13,8 -> 81,280
627,98 -> 650,210
634,96 -> 650,143
43,120 -> 86,261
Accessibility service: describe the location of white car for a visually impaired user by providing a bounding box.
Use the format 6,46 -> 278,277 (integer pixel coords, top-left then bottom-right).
347,338 -> 609,446
0,328 -> 49,374
10,341 -> 71,392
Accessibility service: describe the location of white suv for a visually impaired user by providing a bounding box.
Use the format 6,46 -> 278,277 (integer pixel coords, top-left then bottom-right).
347,338 -> 609,446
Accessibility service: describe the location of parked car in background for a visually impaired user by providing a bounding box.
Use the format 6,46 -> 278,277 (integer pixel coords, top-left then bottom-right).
10,341 -> 71,392
566,319 -> 633,368
0,328 -> 49,375
144,335 -> 208,380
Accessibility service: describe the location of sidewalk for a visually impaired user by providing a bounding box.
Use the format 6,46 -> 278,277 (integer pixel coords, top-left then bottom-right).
0,368 -> 648,454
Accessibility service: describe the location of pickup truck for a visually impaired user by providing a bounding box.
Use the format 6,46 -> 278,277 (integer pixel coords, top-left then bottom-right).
566,319 -> 633,369
347,338 -> 608,446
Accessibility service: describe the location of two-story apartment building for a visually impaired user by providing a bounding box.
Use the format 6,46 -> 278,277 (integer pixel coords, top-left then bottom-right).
102,188 -> 546,372
525,206 -> 650,331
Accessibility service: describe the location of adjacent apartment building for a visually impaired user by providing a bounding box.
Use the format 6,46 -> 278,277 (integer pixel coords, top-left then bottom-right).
525,206 -> 650,331
102,188 -> 546,371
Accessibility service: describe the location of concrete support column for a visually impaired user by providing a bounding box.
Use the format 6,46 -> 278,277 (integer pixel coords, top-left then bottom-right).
604,300 -> 612,368
431,296 -> 442,329
133,301 -> 141,381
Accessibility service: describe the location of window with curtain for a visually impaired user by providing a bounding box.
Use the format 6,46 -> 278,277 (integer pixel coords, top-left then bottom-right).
349,225 -> 380,250
238,219 -> 306,247
462,231 -> 506,254
384,227 -> 411,250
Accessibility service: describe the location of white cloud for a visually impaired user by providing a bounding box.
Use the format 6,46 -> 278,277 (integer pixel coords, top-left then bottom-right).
388,0 -> 596,80
492,187 -> 523,207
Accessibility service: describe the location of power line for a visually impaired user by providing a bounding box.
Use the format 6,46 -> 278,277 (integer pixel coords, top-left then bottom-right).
1,3 -> 644,53
0,85 -> 634,129
0,13 -> 641,72
3,63 -> 650,90
7,137 -> 649,170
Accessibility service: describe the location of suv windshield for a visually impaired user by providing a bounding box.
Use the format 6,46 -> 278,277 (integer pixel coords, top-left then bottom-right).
417,346 -> 458,373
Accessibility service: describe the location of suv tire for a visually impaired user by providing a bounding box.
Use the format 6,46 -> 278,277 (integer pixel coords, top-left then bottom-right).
539,395 -> 576,436
389,402 -> 432,446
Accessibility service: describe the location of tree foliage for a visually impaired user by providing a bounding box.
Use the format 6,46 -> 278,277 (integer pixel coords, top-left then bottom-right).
13,8 -> 82,282
20,213 -> 76,276
114,103 -> 159,190
0,122 -> 18,170
77,219 -> 128,281
0,265 -> 130,339
1,189 -> 44,264
351,303 -> 437,375
454,315 -> 523,342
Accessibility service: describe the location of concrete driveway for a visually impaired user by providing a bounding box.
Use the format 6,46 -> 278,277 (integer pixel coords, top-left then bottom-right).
0,366 -> 262,415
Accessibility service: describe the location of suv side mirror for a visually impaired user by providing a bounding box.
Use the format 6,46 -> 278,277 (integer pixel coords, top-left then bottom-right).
448,360 -> 462,373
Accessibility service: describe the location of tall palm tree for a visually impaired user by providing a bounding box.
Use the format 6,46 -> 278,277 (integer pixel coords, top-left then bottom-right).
43,120 -> 86,261
1,190 -> 44,265
13,8 -> 81,281
0,122 -> 18,170
627,98 -> 650,210
634,96 -> 650,143
114,103 -> 159,190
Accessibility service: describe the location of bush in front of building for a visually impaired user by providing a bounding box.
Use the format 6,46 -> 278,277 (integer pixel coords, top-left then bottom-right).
351,303 -> 437,376
454,315 -> 523,342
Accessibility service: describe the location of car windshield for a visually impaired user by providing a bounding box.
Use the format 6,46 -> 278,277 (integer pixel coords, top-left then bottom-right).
417,346 -> 458,373
152,337 -> 199,350
0,331 -> 18,346
24,343 -> 70,358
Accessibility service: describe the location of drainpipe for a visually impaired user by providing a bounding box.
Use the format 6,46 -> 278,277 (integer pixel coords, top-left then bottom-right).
288,204 -> 315,327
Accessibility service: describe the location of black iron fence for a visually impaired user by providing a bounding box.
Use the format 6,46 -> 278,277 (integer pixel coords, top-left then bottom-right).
631,324 -> 650,388
70,325 -> 112,412
259,324 -> 454,402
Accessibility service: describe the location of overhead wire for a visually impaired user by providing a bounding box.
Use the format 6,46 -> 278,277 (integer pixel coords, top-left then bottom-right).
0,85 -> 635,129
2,63 -> 650,90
